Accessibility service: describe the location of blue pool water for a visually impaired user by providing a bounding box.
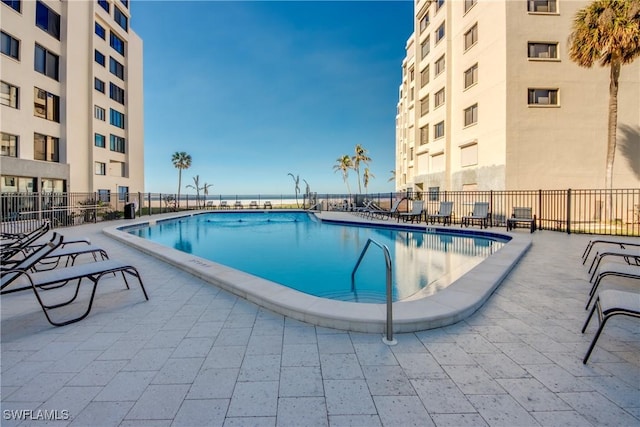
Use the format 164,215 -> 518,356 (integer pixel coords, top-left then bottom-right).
128,212 -> 507,303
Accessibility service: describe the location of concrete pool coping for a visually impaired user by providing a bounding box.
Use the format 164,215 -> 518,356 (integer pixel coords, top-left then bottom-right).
103,210 -> 532,334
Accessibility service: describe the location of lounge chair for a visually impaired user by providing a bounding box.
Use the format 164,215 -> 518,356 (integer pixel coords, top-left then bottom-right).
220,201 -> 229,209
582,239 -> 640,265
426,201 -> 453,225
585,263 -> 640,309
588,247 -> 640,278
461,202 -> 490,228
365,199 -> 404,220
398,200 -> 424,223
3,241 -> 109,272
206,201 -> 215,209
506,207 -> 536,233
1,221 -> 51,261
1,234 -> 148,326
581,289 -> 640,363
263,201 -> 273,209
249,201 -> 258,209
234,201 -> 244,209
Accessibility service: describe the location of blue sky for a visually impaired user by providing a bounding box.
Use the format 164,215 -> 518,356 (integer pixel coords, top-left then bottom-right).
132,1 -> 413,195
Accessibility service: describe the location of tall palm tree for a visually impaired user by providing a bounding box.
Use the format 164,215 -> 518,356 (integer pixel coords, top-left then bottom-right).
171,152 -> 192,207
287,173 -> 300,208
203,182 -> 213,204
352,144 -> 372,194
568,0 -> 640,191
333,155 -> 353,195
388,170 -> 396,182
363,168 -> 375,193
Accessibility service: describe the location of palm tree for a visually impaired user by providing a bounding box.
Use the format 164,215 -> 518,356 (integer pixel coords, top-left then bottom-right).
568,0 -> 640,191
333,155 -> 353,195
171,152 -> 192,207
288,173 -> 300,208
363,168 -> 375,193
203,182 -> 213,205
186,175 -> 202,208
352,144 -> 372,194
388,170 -> 396,182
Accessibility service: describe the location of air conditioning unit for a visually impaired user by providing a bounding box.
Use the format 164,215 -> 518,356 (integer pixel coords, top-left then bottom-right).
537,97 -> 549,105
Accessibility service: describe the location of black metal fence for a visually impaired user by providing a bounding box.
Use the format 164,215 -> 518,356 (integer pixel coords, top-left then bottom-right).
1,189 -> 638,236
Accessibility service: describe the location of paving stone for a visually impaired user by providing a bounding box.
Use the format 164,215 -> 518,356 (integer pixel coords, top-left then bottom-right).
246,333 -> 283,355
324,380 -> 376,415
187,368 -> 239,399
152,357 -> 204,384
362,365 -> 415,396
170,337 -> 214,358
68,401 -> 134,427
496,378 -> 572,411
281,344 -> 320,367
276,397 -> 328,427
317,333 -> 355,354
328,414 -> 382,427
394,352 -> 447,380
171,398 -> 228,427
227,381 -> 279,417
467,394 -> 540,426
238,354 -> 281,381
279,366 -> 324,397
319,354 -> 364,380
125,384 -> 189,420
283,326 -> 318,345
373,395 -> 433,427
353,343 -> 398,366
411,378 -> 476,413
443,365 -> 506,395
429,413 -> 489,426
94,370 -> 155,401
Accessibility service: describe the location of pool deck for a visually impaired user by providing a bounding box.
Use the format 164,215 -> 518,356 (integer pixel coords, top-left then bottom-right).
1,211 -> 639,426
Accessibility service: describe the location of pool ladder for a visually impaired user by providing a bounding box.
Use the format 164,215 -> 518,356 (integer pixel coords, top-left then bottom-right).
351,238 -> 397,345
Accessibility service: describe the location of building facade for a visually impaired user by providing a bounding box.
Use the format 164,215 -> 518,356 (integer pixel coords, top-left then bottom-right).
1,0 -> 144,201
396,0 -> 640,193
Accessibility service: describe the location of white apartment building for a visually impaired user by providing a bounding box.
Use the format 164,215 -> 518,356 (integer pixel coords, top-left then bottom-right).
396,0 -> 640,193
1,0 -> 144,201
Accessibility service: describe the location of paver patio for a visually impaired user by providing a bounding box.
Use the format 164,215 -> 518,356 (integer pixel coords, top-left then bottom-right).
1,216 -> 639,426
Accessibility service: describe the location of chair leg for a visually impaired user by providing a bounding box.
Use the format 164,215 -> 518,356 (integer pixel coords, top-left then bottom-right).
582,299 -> 607,364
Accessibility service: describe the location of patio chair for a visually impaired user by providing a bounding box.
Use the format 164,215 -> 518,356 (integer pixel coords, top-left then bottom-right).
426,201 -> 454,226
581,289 -> 640,363
205,201 -> 215,209
582,239 -> 640,265
461,202 -> 490,229
263,201 -> 273,209
585,263 -> 640,309
249,201 -> 258,209
220,200 -> 229,209
588,247 -> 640,278
506,207 -> 536,233
398,200 -> 424,223
234,201 -> 244,209
3,241 -> 109,272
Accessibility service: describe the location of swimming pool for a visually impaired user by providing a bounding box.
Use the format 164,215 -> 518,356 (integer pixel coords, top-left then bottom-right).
125,211 -> 506,303
106,210 -> 530,332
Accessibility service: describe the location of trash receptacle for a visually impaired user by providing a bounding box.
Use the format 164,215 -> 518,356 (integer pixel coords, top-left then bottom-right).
124,203 -> 135,219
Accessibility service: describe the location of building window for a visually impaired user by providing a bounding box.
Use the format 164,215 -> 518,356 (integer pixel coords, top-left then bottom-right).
95,162 -> 106,175
461,143 -> 478,167
434,55 -> 445,76
34,44 -> 59,80
33,133 -> 59,162
109,82 -> 125,104
409,88 -> 414,102
110,134 -> 125,153
95,133 -> 105,148
110,31 -> 125,56
35,1 -> 60,40
464,104 -> 478,126
420,65 -> 429,88
528,42 -> 558,59
420,125 -> 429,145
98,189 -> 110,202
528,88 -> 558,105
1,132 -> 18,157
464,0 -> 477,13
1,31 -> 20,60
95,49 -> 105,66
464,63 -> 478,89
95,22 -> 106,39
464,24 -> 478,51
2,0 -> 21,13
436,0 -> 445,11
118,185 -> 128,200
419,12 -> 430,33
410,68 -> 415,82
95,78 -> 105,93
98,0 -> 109,13
421,36 -> 430,60
121,0 -> 128,8
114,7 -> 128,31
33,87 -> 59,122
435,22 -> 445,44
528,0 -> 556,13
434,88 -> 445,108
1,81 -> 19,108
109,57 -> 124,79
420,95 -> 429,116
434,121 -> 445,139
95,105 -> 105,121
110,108 -> 125,128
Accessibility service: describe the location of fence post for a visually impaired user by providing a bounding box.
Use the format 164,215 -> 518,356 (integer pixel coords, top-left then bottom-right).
489,190 -> 494,226
566,188 -> 572,235
538,189 -> 542,231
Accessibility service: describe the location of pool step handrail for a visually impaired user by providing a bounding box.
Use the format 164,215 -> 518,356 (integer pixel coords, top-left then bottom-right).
351,238 -> 397,345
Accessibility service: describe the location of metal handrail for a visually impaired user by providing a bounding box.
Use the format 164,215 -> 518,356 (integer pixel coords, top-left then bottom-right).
351,238 -> 397,345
